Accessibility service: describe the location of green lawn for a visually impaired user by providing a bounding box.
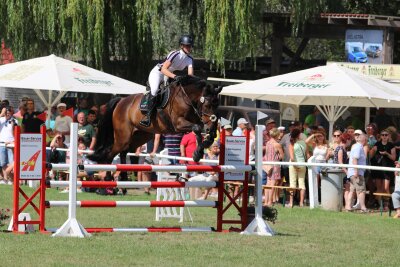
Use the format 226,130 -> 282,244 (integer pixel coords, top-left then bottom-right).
1,184 -> 399,266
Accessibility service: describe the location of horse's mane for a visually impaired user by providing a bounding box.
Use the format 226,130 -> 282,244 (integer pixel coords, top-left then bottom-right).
178,75 -> 206,89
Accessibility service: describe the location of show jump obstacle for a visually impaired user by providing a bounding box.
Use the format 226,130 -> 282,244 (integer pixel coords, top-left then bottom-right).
12,123 -> 274,237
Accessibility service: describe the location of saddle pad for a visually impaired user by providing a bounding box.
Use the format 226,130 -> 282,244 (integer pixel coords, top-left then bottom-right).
139,87 -> 170,113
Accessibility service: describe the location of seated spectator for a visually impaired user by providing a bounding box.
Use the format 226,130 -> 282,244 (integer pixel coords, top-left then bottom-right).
189,142 -> 219,200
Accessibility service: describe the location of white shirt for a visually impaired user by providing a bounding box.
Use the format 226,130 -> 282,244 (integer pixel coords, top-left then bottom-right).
54,115 -> 73,144
0,117 -> 17,142
157,49 -> 193,72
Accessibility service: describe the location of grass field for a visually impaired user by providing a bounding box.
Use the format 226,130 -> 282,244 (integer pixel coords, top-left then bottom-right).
1,184 -> 399,266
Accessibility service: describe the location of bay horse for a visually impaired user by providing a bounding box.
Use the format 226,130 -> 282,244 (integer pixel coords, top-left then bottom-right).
89,76 -> 222,181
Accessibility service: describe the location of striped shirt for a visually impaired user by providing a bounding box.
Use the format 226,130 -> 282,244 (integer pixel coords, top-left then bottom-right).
164,133 -> 183,156
157,49 -> 193,72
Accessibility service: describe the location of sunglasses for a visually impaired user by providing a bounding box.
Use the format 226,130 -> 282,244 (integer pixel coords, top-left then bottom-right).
333,134 -> 341,137
381,133 -> 388,136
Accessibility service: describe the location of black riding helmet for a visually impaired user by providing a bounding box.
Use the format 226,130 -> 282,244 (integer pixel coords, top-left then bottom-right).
179,34 -> 194,47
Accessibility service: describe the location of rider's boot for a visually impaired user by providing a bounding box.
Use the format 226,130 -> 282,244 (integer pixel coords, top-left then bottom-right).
140,94 -> 156,127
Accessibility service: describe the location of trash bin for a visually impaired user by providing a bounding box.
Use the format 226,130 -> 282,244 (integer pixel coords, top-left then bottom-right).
321,168 -> 345,211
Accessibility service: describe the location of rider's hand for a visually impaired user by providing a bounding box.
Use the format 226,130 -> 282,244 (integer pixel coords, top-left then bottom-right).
174,75 -> 183,83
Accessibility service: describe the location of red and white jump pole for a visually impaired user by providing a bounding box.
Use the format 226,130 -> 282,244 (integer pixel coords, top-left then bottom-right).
46,200 -> 217,208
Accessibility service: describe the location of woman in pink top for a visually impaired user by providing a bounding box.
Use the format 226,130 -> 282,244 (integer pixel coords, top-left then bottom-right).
263,128 -> 284,207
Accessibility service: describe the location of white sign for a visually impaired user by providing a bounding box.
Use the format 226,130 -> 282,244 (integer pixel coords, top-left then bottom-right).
282,106 -> 296,121
224,136 -> 247,181
19,134 -> 43,180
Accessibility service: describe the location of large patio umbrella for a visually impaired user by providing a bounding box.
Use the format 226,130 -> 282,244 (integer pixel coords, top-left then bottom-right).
221,63 -> 400,138
0,54 -> 145,113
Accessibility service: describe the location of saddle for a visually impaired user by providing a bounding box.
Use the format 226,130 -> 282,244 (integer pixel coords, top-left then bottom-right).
139,82 -> 171,113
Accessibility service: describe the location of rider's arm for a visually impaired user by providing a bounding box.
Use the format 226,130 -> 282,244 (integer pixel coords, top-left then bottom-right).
160,61 -> 176,79
188,66 -> 194,76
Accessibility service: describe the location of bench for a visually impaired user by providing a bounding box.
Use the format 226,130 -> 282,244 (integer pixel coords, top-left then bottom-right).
372,192 -> 393,216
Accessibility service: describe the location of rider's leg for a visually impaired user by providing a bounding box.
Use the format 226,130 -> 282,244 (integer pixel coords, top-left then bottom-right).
140,68 -> 162,126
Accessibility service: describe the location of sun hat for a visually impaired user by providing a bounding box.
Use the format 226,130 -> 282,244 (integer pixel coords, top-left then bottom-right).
266,118 -> 275,124
237,118 -> 248,125
354,129 -> 363,135
57,103 -> 67,108
223,124 -> 233,130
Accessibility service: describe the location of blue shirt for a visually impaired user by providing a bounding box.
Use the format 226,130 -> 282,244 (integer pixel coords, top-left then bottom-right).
347,143 -> 366,178
232,127 -> 243,136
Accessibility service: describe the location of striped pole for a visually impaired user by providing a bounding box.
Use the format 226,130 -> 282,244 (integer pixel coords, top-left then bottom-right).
48,163 -> 253,173
85,227 -> 214,233
48,181 -> 217,189
46,200 -> 217,208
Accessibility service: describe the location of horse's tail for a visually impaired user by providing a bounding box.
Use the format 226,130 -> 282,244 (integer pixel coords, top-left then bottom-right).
88,97 -> 121,163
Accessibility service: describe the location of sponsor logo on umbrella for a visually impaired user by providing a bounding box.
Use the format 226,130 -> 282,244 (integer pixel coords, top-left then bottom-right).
305,74 -> 323,81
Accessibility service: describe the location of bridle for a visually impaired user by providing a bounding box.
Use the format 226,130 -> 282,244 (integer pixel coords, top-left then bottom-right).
180,85 -> 217,124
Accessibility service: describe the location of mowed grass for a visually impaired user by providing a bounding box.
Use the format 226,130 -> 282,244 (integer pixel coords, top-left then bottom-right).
1,184 -> 400,267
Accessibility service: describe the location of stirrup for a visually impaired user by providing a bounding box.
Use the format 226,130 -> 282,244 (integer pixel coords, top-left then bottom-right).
139,116 -> 151,127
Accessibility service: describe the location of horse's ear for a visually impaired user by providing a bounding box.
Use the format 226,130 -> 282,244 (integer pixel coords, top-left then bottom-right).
214,86 -> 223,94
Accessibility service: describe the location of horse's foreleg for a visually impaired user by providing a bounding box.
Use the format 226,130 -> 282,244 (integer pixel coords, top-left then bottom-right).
192,130 -> 204,162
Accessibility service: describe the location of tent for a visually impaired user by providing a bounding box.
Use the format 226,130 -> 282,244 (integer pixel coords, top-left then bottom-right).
0,54 -> 145,113
221,63 -> 400,138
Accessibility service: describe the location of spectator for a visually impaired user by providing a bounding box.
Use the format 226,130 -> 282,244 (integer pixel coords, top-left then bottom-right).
346,133 -> 368,212
263,128 -> 284,207
334,133 -> 351,210
328,130 -> 342,159
288,128 -> 308,207
180,125 -> 201,165
306,130 -> 329,179
189,142 -> 220,200
54,103 -> 73,145
142,134 -> 162,195
77,112 -> 96,151
74,97 -> 90,117
0,106 -> 17,184
365,123 -> 378,149
87,110 -> 98,132
263,118 -> 276,144
223,124 -> 233,136
232,118 -> 248,136
21,98 -> 42,133
369,128 -> 396,211
164,133 -> 183,165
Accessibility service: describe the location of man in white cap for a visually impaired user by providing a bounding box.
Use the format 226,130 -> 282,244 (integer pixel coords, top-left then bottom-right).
232,118 -> 248,136
54,103 -> 72,145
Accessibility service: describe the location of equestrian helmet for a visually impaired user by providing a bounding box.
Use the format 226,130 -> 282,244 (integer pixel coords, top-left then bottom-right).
179,34 -> 194,46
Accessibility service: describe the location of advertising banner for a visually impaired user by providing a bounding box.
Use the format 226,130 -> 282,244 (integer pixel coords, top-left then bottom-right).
327,62 -> 400,80
19,134 -> 43,180
345,29 -> 384,64
224,136 -> 247,181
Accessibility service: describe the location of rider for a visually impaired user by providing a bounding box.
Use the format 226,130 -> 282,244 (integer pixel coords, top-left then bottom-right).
140,34 -> 194,127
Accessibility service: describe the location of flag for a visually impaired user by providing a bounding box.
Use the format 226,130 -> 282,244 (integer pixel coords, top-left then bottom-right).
219,117 -> 231,127
36,112 -> 47,122
256,111 -> 268,124
62,107 -> 74,119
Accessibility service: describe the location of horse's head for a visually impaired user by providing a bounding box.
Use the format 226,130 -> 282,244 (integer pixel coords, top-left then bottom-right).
198,84 -> 222,126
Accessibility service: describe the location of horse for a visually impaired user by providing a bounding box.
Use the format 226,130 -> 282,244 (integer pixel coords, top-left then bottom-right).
88,75 -> 222,184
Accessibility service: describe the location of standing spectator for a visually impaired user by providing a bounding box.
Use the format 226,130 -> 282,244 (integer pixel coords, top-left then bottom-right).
306,130 -> 329,180
346,133 -> 368,212
334,133 -> 352,211
0,106 -> 17,184
263,118 -> 276,144
77,112 -> 96,151
180,125 -> 201,165
369,128 -> 396,211
54,103 -> 73,146
288,128 -> 308,207
365,123 -> 378,149
232,118 -> 248,136
21,98 -> 42,133
263,128 -> 284,207
164,133 -> 183,165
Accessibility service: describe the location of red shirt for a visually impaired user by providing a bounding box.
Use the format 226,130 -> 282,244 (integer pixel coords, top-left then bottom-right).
180,132 -> 199,165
